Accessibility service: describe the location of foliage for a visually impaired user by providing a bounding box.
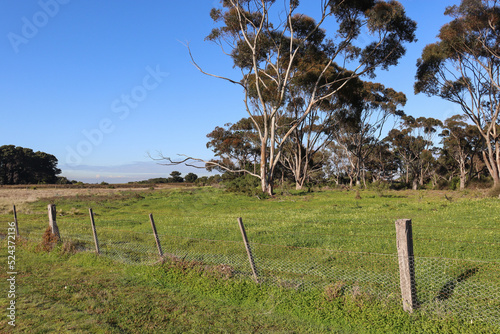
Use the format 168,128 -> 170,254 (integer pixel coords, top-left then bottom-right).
184,172 -> 198,183
179,0 -> 417,195
168,171 -> 184,183
132,172 -> 201,184
415,0 -> 500,187
221,173 -> 264,197
385,116 -> 442,189
0,145 -> 61,184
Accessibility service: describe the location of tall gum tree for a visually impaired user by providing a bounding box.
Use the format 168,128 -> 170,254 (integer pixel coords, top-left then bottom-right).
169,0 -> 416,195
330,81 -> 406,187
415,0 -> 500,188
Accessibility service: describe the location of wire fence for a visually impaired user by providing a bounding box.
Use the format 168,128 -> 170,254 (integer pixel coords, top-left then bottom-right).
14,213 -> 500,329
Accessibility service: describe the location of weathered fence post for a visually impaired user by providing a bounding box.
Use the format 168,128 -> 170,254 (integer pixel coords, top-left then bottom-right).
395,219 -> 417,312
237,217 -> 259,284
149,213 -> 163,257
47,204 -> 61,240
89,208 -> 100,255
13,205 -> 19,237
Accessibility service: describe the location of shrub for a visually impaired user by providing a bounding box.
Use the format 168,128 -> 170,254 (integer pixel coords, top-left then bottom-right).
184,172 -> 198,183
449,176 -> 460,190
223,174 -> 262,197
39,226 -> 59,252
368,180 -> 389,197
487,185 -> 500,198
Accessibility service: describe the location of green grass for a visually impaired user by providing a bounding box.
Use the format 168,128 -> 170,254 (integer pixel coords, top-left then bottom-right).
1,186 -> 499,332
1,243 -> 497,333
9,187 -> 500,259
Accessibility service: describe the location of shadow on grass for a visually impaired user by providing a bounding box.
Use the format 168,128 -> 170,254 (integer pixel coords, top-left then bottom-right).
436,267 -> 479,301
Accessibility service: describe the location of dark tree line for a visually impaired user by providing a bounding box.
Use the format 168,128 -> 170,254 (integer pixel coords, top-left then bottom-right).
0,145 -> 61,185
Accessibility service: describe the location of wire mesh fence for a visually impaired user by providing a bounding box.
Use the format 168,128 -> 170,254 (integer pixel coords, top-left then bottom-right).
16,214 -> 500,328
413,256 -> 500,325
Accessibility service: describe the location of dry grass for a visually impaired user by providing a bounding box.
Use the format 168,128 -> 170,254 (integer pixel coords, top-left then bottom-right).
0,183 -> 196,214
0,185 -> 150,214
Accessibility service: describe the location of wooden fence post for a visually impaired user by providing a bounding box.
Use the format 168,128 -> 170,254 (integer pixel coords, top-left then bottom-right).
149,213 -> 163,257
13,205 -> 19,237
89,208 -> 100,255
238,217 -> 259,284
48,204 -> 61,240
395,219 -> 417,312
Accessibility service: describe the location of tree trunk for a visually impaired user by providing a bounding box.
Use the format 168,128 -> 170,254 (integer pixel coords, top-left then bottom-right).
261,176 -> 273,196
459,157 -> 467,190
459,173 -> 466,190
482,142 -> 500,188
412,178 -> 418,190
295,175 -> 306,190
260,142 -> 273,195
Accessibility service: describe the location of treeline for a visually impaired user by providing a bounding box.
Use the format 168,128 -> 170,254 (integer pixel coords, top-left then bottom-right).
130,171 -> 199,184
163,0 -> 500,195
202,113 -> 490,193
0,145 -> 61,185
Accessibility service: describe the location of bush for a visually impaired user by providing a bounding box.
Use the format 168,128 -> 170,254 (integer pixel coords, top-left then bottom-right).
195,176 -> 209,186
368,180 -> 389,197
487,185 -> 500,198
223,174 -> 263,197
449,176 -> 460,190
184,172 -> 198,183
468,176 -> 493,190
39,226 -> 59,252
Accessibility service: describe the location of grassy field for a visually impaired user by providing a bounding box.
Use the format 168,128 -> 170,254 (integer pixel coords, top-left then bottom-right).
0,185 -> 499,332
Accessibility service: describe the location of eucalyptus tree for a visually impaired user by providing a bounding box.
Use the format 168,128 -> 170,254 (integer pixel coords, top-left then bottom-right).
279,72 -> 364,190
167,0 -> 416,195
385,116 -> 442,189
330,81 -> 406,187
439,114 -> 481,189
205,117 -> 261,174
415,0 -> 500,187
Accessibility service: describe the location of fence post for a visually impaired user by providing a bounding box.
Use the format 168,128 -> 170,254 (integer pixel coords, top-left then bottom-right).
13,205 -> 19,238
48,204 -> 61,240
149,213 -> 163,257
89,208 -> 100,255
237,217 -> 259,284
395,218 -> 417,312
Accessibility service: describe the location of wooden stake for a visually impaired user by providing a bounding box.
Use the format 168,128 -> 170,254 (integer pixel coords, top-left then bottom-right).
13,205 -> 19,237
395,219 -> 417,312
149,213 -> 163,257
89,208 -> 100,255
238,217 -> 259,283
48,204 -> 60,240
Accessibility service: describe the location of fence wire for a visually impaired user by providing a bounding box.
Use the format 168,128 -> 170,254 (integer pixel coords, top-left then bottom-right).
21,223 -> 500,328
412,256 -> 500,325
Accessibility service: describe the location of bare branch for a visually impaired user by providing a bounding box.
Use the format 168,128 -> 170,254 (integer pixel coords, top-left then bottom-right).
182,41 -> 244,87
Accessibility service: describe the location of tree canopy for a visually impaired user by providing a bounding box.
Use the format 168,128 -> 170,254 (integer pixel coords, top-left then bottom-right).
168,0 -> 417,195
415,0 -> 500,187
0,145 -> 61,185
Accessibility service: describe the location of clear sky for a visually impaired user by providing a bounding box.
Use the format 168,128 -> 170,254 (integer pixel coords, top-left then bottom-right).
0,0 -> 462,183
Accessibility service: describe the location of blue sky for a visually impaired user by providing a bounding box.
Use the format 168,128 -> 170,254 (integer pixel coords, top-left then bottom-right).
1,0 -> 462,183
